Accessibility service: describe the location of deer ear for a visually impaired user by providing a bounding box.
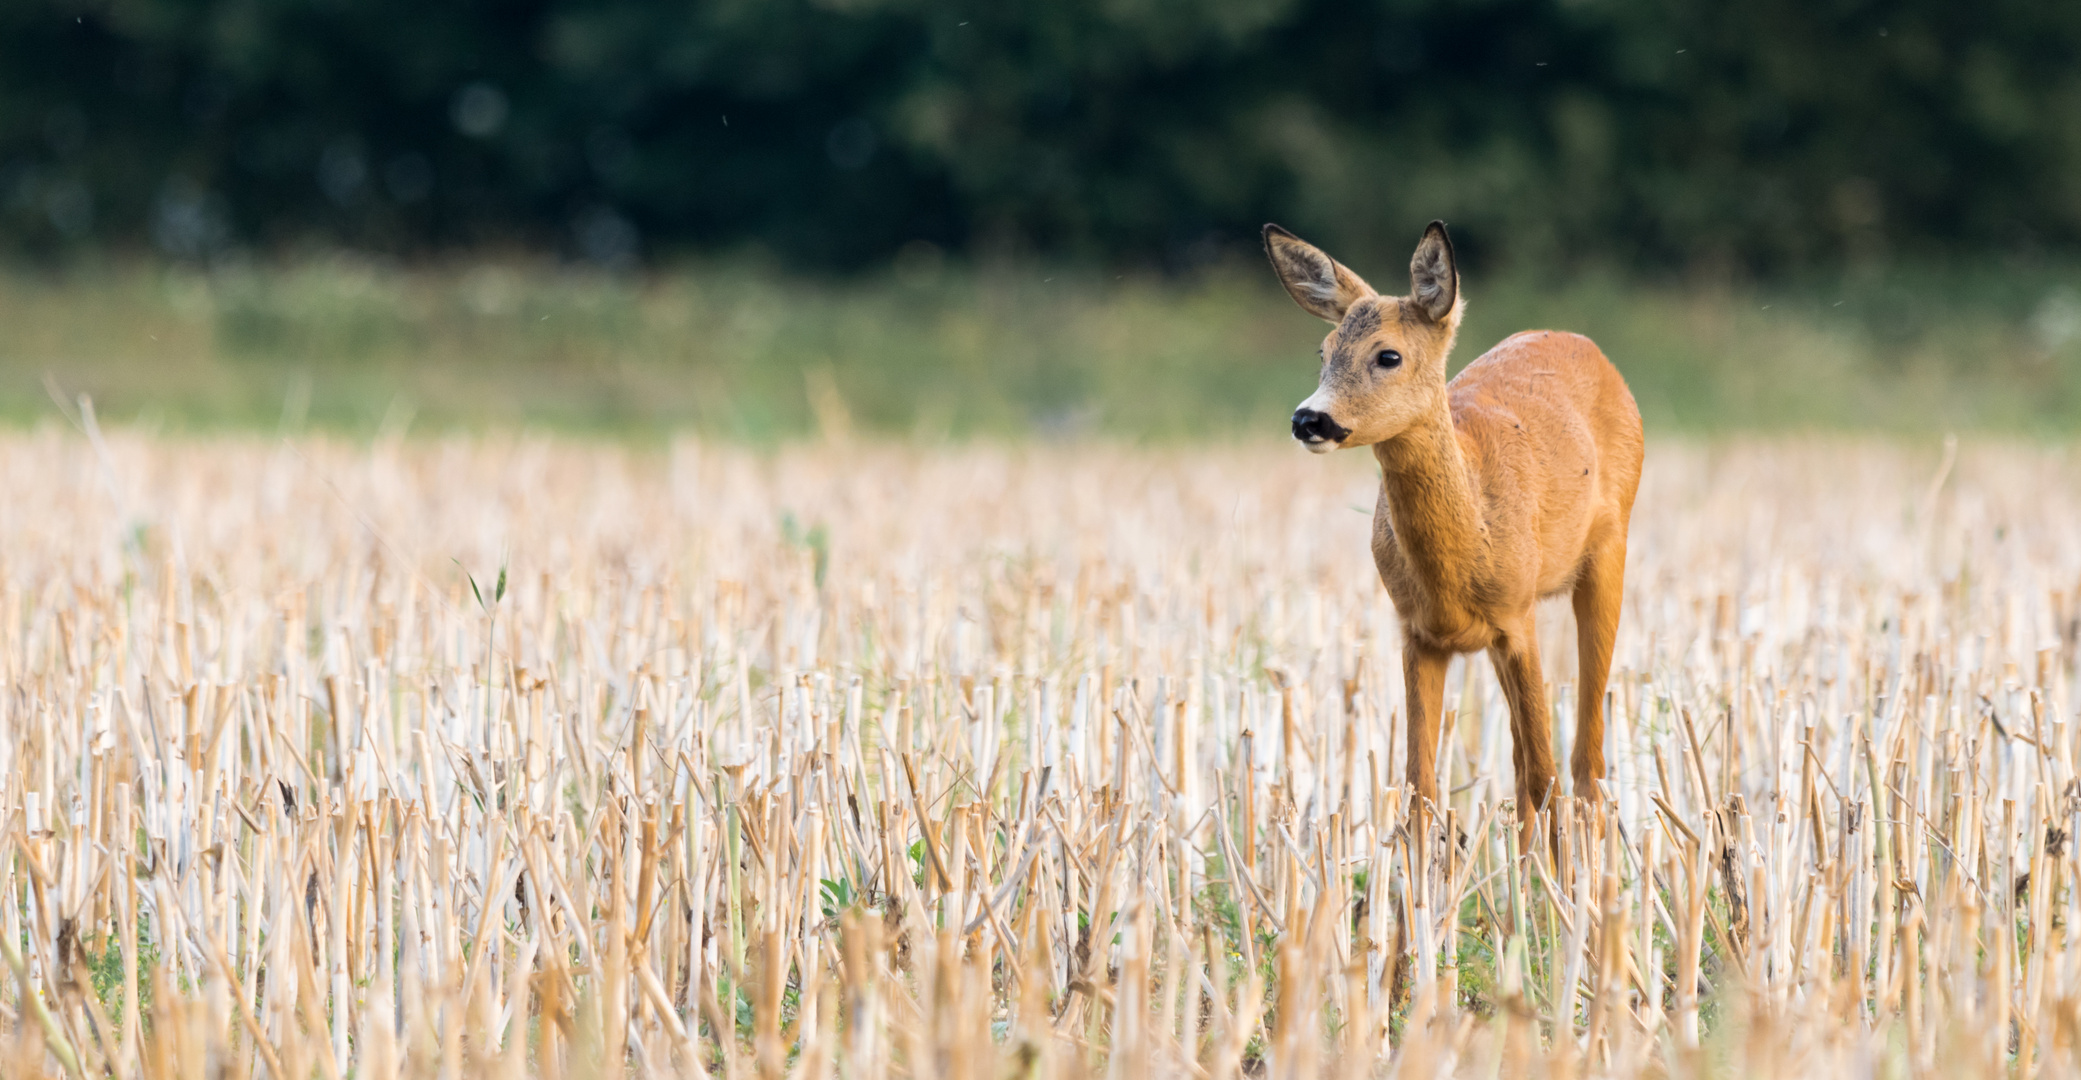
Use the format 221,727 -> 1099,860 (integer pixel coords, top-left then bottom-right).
1263,224 -> 1373,323
1409,220 -> 1458,323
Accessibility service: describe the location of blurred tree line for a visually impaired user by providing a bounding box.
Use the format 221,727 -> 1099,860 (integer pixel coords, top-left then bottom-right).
2,0 -> 2078,273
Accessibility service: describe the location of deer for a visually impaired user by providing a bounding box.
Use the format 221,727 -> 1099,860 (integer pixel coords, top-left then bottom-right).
1263,220 -> 1643,830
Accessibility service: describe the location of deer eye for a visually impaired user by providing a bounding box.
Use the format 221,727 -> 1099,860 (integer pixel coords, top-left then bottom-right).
1375,348 -> 1402,369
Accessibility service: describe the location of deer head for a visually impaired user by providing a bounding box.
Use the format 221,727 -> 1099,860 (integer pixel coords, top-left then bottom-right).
1264,221 -> 1462,452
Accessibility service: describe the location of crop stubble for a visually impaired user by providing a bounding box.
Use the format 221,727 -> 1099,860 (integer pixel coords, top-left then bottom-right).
0,431 -> 2077,1077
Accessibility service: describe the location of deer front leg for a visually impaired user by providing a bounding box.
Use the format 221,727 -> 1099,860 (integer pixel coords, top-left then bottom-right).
1488,625 -> 1558,825
1571,535 -> 1627,798
1402,637 -> 1452,814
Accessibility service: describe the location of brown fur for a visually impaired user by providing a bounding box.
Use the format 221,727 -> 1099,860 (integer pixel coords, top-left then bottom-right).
1265,221 -> 1644,822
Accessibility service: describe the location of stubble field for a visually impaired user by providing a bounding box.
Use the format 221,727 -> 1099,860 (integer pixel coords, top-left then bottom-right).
0,429 -> 2078,1078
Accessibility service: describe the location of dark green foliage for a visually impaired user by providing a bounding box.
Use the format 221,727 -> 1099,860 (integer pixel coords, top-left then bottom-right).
2,0 -> 2078,272
781,513 -> 831,590
84,919 -> 160,1037
818,876 -> 856,921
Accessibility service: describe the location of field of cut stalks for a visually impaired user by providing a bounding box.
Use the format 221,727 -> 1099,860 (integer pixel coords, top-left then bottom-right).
1,427 -> 2078,1079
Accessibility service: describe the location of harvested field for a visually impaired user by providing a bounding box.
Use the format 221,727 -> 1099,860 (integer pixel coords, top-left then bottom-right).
0,429 -> 2078,1078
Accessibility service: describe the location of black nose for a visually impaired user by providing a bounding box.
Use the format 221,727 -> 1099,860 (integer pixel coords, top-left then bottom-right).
1291,408 -> 1351,444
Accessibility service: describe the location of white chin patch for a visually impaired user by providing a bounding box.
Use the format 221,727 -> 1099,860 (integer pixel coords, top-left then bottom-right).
1299,437 -> 1337,455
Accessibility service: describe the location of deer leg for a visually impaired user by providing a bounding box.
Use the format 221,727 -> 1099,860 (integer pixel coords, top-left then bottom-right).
1402,637 -> 1452,813
1570,535 -> 1627,798
1488,625 -> 1557,827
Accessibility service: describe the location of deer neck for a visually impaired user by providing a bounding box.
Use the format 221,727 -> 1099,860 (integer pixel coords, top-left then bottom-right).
1372,408 -> 1488,599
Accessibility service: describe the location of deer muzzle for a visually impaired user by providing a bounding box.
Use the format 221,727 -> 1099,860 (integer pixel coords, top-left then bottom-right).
1291,407 -> 1350,452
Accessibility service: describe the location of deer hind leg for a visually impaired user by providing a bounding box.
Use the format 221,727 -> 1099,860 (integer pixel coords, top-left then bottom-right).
1488,625 -> 1558,825
1402,637 -> 1452,815
1570,535 -> 1628,798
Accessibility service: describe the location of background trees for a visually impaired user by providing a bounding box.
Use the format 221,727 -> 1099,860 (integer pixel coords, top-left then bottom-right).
4,0 -> 2078,273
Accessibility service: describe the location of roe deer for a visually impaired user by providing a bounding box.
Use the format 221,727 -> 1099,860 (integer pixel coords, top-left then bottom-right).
1264,220 -> 1643,823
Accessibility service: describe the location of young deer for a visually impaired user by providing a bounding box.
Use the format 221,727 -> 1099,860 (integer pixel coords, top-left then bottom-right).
1264,220 -> 1643,822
